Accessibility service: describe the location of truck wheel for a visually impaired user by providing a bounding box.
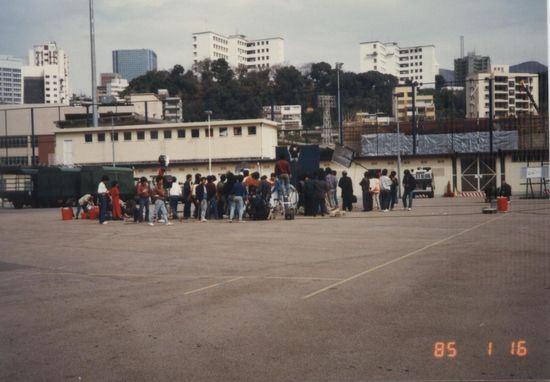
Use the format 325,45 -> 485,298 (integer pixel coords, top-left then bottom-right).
12,201 -> 23,209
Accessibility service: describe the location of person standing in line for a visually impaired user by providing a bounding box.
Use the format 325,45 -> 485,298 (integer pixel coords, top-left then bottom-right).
195,177 -> 208,222
216,174 -> 227,219
229,174 -> 247,222
152,176 -> 172,225
370,172 -> 381,210
359,171 -> 372,212
182,174 -> 193,220
110,180 -> 122,220
402,169 -> 416,210
303,174 -> 316,216
379,169 -> 392,212
325,168 -> 337,209
389,171 -> 399,210
169,177 -> 182,220
206,175 -> 218,219
192,173 -> 201,219
332,170 -> 339,207
97,175 -> 110,225
338,171 -> 354,212
136,177 -> 153,225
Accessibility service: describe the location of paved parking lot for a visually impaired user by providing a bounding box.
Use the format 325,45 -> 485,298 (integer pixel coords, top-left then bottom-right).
0,197 -> 549,381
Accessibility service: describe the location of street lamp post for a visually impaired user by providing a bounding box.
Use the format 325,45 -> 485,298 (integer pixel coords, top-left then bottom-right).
205,110 -> 212,175
89,0 -> 98,128
394,93 -> 402,199
336,62 -> 343,145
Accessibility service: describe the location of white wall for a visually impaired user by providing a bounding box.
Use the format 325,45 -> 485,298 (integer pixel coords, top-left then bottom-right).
54,120 -> 279,166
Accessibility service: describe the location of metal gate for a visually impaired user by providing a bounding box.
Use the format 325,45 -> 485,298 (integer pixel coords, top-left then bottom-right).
461,156 -> 496,192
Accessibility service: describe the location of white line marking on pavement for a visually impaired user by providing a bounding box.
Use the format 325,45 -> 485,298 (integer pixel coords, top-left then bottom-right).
183,277 -> 243,295
302,214 -> 506,300
264,276 -> 344,281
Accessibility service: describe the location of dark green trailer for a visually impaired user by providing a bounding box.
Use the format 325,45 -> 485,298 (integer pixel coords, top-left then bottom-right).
0,167 -> 38,208
35,167 -> 81,207
80,166 -> 135,199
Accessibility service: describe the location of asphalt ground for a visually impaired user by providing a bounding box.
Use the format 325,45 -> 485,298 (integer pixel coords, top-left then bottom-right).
0,197 -> 549,382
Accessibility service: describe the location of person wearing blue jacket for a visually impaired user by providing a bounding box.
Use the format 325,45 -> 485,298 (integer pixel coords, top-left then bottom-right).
229,175 -> 247,222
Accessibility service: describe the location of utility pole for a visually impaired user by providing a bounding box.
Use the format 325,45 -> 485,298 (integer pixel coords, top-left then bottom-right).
411,82 -> 417,155
336,62 -> 344,145
394,93 -> 402,198
206,110 -> 212,175
89,0 -> 98,128
488,76 -> 496,204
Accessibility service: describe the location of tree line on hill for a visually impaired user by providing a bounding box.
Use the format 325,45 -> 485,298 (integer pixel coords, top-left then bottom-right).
123,58 -> 465,128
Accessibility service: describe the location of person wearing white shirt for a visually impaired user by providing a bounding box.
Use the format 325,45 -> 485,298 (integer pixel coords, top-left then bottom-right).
97,175 -> 110,224
379,169 -> 393,212
169,177 -> 183,220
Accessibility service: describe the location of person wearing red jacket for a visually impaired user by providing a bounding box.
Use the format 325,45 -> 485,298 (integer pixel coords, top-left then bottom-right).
110,181 -> 122,220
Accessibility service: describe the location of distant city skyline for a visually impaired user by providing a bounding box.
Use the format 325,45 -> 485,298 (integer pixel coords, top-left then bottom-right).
0,0 -> 547,95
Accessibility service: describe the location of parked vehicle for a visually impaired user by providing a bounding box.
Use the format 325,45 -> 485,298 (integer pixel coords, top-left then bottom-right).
413,168 -> 435,198
0,166 -> 134,208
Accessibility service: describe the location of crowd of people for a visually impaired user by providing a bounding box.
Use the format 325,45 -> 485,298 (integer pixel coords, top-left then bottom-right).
83,162 -> 424,225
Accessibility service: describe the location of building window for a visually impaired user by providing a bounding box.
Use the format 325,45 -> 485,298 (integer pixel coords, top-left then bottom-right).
177,129 -> 185,138
124,131 -> 132,141
191,128 -> 200,138
164,130 -> 172,139
247,126 -> 257,135
219,127 -> 228,137
85,133 -> 92,143
97,133 -> 105,142
137,131 -> 145,140
111,132 -> 118,141
205,128 -> 213,137
233,127 -> 242,136
150,131 -> 158,140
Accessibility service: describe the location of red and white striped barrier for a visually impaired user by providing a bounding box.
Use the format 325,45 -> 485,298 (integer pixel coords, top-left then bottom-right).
460,192 -> 486,198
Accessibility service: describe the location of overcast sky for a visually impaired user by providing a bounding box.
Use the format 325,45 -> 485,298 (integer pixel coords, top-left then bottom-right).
0,0 -> 547,94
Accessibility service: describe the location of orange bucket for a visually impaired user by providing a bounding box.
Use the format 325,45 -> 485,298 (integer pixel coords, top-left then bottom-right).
88,206 -> 100,219
61,207 -> 74,220
497,197 -> 509,213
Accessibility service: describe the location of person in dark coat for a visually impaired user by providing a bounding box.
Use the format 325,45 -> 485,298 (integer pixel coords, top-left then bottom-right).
402,169 -> 416,210
389,170 -> 399,210
303,174 -> 316,216
359,171 -> 372,211
314,169 -> 328,216
338,171 -> 354,212
182,174 -> 193,219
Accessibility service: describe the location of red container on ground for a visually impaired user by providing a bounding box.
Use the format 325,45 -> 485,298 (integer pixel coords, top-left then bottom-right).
88,207 -> 100,219
497,197 -> 509,212
61,207 -> 74,220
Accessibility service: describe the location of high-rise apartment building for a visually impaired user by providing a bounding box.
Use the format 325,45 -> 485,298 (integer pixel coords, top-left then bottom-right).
192,31 -> 284,70
392,86 -> 436,122
359,41 -> 439,88
0,55 -> 23,104
21,42 -> 70,104
454,52 -> 491,85
112,49 -> 157,82
465,64 -> 539,119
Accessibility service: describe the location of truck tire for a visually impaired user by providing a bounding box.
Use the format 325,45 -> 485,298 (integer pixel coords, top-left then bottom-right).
12,200 -> 23,209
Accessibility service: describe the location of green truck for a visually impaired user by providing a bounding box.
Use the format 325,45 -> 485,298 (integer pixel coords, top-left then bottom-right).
0,166 -> 135,208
